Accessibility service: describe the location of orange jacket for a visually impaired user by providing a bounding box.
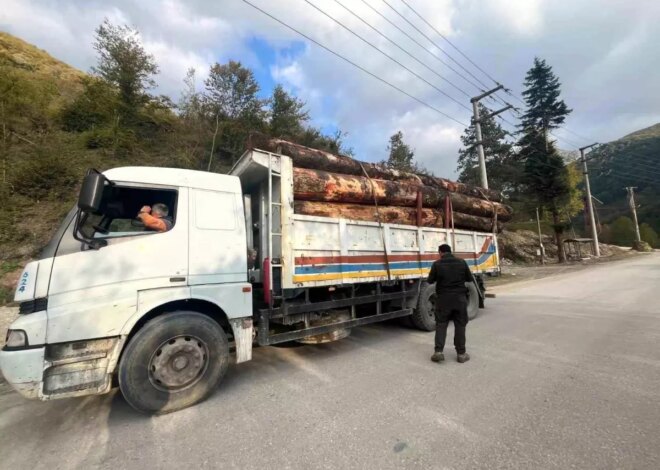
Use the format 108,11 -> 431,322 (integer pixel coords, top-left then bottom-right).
138,212 -> 168,232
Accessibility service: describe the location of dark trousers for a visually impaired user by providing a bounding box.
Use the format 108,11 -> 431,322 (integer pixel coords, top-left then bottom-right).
434,296 -> 468,354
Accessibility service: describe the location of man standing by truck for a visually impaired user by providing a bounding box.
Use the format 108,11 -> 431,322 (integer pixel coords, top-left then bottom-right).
427,244 -> 472,364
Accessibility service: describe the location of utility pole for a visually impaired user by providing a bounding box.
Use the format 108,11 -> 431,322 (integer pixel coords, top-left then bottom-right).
471,85 -> 512,189
579,144 -> 600,257
625,187 -> 641,242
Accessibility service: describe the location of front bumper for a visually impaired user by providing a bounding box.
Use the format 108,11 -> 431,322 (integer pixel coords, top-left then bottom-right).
0,347 -> 45,399
0,336 -> 124,400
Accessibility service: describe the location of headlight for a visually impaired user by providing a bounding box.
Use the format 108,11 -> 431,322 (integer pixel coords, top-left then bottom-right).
5,330 -> 28,348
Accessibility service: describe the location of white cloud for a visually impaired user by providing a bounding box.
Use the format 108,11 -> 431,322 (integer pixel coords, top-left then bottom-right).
2,0 -> 659,178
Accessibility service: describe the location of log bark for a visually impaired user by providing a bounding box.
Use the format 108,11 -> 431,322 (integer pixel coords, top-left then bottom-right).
293,167 -> 513,221
294,201 -> 502,232
451,212 -> 503,233
249,134 -> 503,202
294,201 -> 443,227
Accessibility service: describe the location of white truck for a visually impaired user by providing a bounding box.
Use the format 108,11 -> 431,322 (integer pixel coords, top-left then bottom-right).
0,148 -> 500,414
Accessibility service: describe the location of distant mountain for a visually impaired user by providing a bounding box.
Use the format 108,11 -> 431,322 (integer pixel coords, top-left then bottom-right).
587,123 -> 660,232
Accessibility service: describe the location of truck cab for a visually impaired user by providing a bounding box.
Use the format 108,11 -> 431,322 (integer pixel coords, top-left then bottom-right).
1,167 -> 255,413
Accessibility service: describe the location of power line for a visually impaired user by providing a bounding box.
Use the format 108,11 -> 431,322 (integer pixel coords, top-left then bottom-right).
241,0 -> 469,126
303,0 -> 472,112
332,0 -> 472,101
356,0 -> 483,92
399,0 -> 502,86
380,0 -> 491,92
590,163 -> 660,180
595,158 -> 660,174
589,166 -> 658,185
396,1 -> 645,155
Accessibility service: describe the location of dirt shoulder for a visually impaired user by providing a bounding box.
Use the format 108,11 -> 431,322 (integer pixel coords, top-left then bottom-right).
486,249 -> 644,291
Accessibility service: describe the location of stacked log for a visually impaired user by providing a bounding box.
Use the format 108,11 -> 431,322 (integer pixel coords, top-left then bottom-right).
247,134 -> 512,232
294,201 -> 443,227
292,167 -> 512,222
249,134 -> 503,202
294,201 -> 502,232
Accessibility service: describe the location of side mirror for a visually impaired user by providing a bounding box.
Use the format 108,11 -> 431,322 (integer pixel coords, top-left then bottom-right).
78,171 -> 108,212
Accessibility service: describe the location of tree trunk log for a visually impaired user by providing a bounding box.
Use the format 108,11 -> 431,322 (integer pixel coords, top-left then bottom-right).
552,208 -> 566,263
292,167 -> 512,221
249,134 -> 503,202
294,201 -> 443,227
294,201 -> 502,232
450,212 -> 503,233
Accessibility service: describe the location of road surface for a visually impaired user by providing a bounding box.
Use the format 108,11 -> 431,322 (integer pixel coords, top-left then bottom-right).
1,254 -> 659,469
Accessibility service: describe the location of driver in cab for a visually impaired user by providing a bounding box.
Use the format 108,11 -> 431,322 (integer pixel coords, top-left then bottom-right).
137,203 -> 172,232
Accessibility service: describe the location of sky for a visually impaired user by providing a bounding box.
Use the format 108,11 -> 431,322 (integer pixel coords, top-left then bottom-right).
2,0 -> 660,177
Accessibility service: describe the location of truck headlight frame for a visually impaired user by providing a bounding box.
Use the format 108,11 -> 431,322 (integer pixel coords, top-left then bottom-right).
4,329 -> 28,349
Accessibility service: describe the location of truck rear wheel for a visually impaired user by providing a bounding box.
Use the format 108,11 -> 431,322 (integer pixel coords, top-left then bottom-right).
119,311 -> 229,414
411,283 -> 436,331
412,282 -> 480,330
466,282 -> 479,320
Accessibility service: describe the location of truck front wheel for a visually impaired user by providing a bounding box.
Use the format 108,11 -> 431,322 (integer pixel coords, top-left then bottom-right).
119,311 -> 229,414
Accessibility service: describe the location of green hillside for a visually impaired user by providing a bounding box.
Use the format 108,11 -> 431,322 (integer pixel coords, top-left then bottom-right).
587,123 -> 660,234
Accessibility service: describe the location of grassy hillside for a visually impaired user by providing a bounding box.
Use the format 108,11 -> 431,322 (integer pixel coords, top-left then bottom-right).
0,31 -> 84,104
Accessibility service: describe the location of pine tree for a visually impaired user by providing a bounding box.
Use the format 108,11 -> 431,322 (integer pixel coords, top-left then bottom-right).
521,57 -> 572,136
385,131 -> 415,172
456,103 -> 516,192
518,57 -> 573,263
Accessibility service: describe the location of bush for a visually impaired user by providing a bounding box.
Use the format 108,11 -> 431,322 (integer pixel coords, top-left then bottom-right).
640,223 -> 659,248
84,127 -> 137,154
11,153 -> 77,200
608,216 -> 635,247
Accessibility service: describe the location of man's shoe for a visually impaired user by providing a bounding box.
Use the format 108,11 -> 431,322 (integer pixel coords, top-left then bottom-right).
457,353 -> 470,363
431,352 -> 445,362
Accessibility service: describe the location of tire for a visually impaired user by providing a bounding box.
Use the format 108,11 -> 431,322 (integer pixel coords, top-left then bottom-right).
411,283 -> 436,331
466,282 -> 479,320
119,311 -> 229,414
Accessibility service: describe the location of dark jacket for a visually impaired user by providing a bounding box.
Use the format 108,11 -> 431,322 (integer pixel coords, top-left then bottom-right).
427,253 -> 473,297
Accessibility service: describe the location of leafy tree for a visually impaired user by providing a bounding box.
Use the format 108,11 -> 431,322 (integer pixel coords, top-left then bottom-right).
456,103 -> 516,192
205,61 -> 266,120
297,127 -> 353,156
518,57 -> 573,262
204,61 -> 268,168
385,131 -> 415,172
270,85 -> 309,138
60,77 -> 118,132
639,223 -> 658,248
609,216 -> 635,246
92,19 -> 159,125
179,68 -> 203,123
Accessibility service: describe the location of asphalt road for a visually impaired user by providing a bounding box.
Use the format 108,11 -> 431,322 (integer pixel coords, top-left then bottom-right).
1,254 -> 659,469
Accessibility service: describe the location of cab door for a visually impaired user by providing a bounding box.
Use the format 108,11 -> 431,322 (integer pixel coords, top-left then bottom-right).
46,186 -> 188,344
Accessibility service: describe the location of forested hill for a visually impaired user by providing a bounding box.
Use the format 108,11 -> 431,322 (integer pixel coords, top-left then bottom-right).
0,29 -> 354,303
587,123 -> 660,233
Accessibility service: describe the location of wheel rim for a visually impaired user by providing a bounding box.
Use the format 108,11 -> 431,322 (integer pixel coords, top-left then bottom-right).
148,335 -> 209,392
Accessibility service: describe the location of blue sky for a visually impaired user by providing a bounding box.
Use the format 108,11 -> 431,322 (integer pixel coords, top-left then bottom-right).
2,0 -> 660,176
